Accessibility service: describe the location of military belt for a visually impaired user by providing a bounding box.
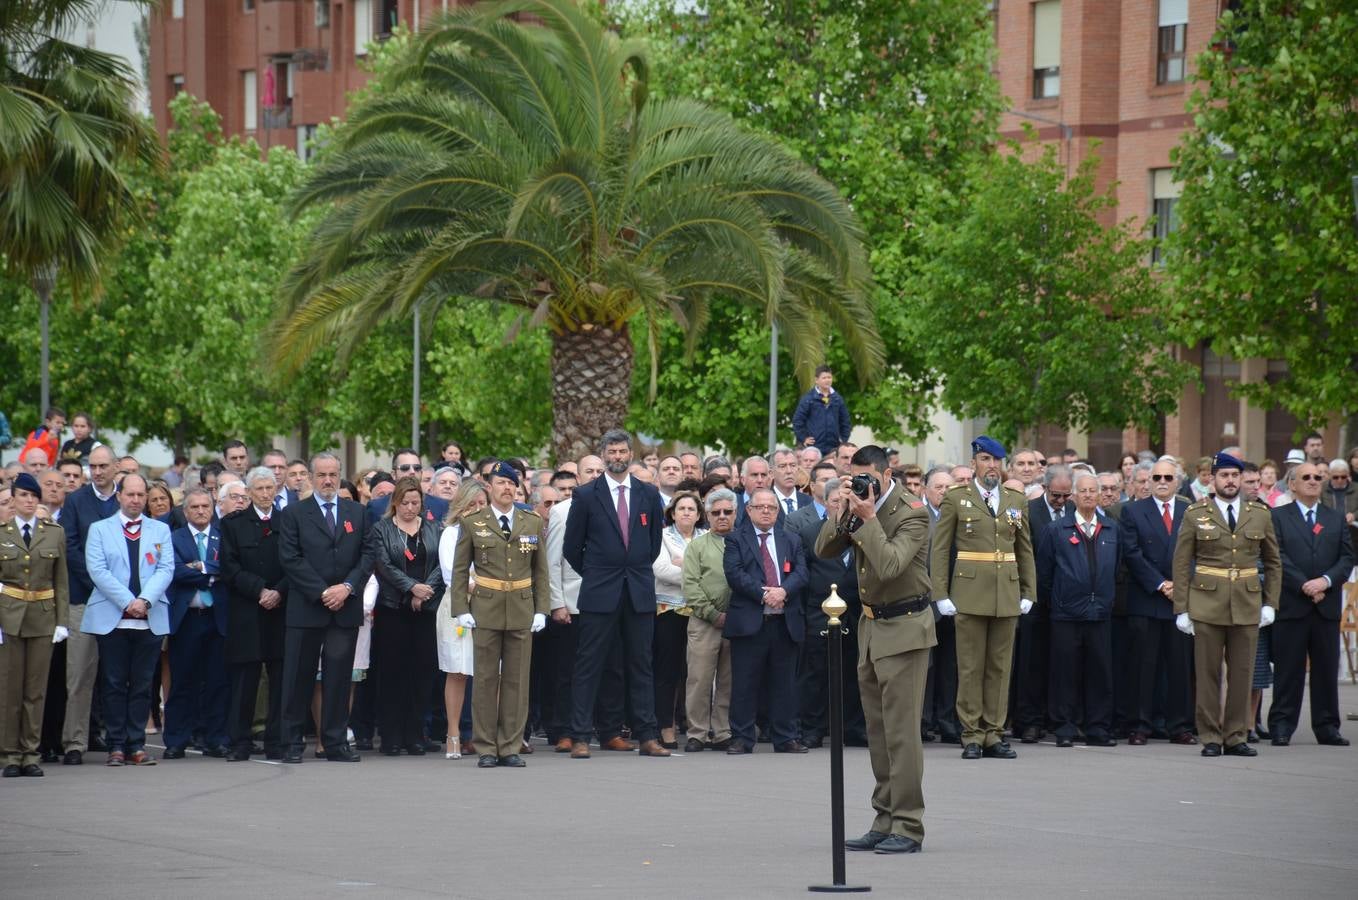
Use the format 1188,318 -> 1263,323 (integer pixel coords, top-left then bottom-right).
863,596 -> 932,620
1195,565 -> 1243,581
955,551 -> 1017,563
0,584 -> 55,602
474,576 -> 533,592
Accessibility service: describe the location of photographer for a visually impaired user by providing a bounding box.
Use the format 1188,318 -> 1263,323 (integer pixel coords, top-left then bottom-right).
815,445 -> 936,856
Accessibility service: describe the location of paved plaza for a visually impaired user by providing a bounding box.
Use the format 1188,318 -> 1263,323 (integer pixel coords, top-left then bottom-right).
3,684 -> 1355,899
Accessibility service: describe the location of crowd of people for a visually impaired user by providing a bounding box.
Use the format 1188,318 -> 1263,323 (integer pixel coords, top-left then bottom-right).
0,401 -> 1352,856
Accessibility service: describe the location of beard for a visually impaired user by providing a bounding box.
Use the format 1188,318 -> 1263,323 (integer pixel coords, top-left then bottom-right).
979,471 -> 1000,490
606,459 -> 629,475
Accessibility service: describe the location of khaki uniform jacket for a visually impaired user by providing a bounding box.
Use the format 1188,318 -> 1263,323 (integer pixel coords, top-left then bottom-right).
817,485 -> 937,660
929,482 -> 1036,617
1172,497 -> 1281,625
682,531 -> 732,625
0,518 -> 69,637
450,507 -> 550,629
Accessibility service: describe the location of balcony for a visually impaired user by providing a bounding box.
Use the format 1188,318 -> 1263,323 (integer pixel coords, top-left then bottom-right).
263,103 -> 293,130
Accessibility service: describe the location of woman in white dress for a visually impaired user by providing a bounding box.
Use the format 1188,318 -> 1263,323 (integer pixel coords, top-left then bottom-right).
437,480 -> 488,758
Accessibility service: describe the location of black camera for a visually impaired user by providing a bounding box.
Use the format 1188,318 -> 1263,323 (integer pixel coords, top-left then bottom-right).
850,473 -> 880,500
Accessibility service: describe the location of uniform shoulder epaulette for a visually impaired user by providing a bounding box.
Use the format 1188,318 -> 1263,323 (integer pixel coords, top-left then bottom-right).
1001,485 -> 1025,496
1187,498 -> 1210,509
946,483 -> 969,492
1248,500 -> 1270,511
520,508 -> 542,521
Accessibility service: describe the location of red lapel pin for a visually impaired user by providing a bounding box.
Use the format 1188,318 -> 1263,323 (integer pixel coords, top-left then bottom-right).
1313,523 -> 1323,535
343,520 -> 353,534
640,513 -> 648,527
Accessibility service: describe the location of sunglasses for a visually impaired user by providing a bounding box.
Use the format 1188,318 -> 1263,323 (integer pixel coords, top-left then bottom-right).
709,509 -> 735,517
1150,474 -> 1176,482
1298,474 -> 1325,482
396,463 -> 423,472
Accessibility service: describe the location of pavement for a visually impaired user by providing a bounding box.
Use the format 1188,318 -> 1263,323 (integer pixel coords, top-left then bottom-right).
3,684 -> 1356,900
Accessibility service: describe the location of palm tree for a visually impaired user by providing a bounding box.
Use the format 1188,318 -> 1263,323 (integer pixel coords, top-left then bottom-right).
274,0 -> 884,460
1,0 -> 160,413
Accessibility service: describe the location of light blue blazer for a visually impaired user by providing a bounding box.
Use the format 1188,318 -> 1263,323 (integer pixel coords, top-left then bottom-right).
81,514 -> 174,635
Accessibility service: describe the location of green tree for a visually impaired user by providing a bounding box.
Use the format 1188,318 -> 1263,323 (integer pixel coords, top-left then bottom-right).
273,0 -> 883,461
0,0 -> 160,412
1165,2 -> 1358,430
618,0 -> 1004,444
911,142 -> 1190,445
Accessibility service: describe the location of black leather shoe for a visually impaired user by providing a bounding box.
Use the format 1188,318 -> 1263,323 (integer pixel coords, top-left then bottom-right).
421,739 -> 442,753
325,744 -> 361,762
1224,742 -> 1257,757
961,743 -> 983,760
21,764 -> 43,777
405,743 -> 427,756
709,738 -> 732,751
1055,736 -> 1073,748
983,742 -> 1017,759
1246,729 -> 1259,743
844,830 -> 890,851
726,741 -> 753,755
939,732 -> 962,745
62,750 -> 82,766
1256,724 -> 1271,740
203,745 -> 229,759
921,730 -> 937,743
226,747 -> 252,761
477,754 -> 498,768
804,734 -> 825,749
162,746 -> 187,759
381,746 -> 401,757
264,748 -> 284,760
1270,734 -> 1290,747
498,754 -> 526,768
282,748 -> 304,763
354,738 -> 374,752
1086,736 -> 1117,747
1019,725 -> 1040,744
1200,743 -> 1222,757
1317,733 -> 1351,746
684,738 -> 705,753
774,740 -> 809,753
874,834 -> 922,854
2,765 -> 20,778
40,748 -> 60,763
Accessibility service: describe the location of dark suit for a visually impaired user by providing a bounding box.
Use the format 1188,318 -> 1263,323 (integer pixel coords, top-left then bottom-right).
165,524 -> 230,750
218,506 -> 289,753
1118,496 -> 1194,738
723,521 -> 808,746
921,500 -> 959,741
1010,497 -> 1062,735
1268,501 -> 1354,740
562,474 -> 666,744
277,495 -> 373,752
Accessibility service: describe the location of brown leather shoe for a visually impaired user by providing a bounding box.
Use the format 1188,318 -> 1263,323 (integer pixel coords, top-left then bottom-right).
1127,732 -> 1148,746
599,736 -> 637,752
463,740 -> 477,755
554,737 -> 574,753
520,738 -> 535,755
570,741 -> 591,759
638,739 -> 671,757
1169,732 -> 1199,745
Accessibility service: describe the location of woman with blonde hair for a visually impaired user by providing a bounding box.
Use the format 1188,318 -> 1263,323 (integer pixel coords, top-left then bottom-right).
436,480 -> 489,758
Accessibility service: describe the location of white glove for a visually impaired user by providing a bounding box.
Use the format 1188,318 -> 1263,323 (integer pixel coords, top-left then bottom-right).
52,626 -> 69,644
1175,613 -> 1195,636
1019,598 -> 1033,615
935,599 -> 957,616
456,613 -> 476,629
0,628 -> 4,645
1259,606 -> 1275,627
530,613 -> 546,633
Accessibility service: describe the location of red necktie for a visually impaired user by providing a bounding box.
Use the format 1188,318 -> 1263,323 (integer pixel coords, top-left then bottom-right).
1162,502 -> 1173,534
616,485 -> 630,549
759,532 -> 779,587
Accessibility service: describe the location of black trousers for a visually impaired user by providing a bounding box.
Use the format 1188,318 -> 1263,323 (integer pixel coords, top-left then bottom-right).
1048,619 -> 1113,739
730,617 -> 800,747
571,595 -> 658,744
96,629 -> 161,753
164,610 -> 229,750
373,606 -> 437,749
228,658 -> 283,751
1010,608 -> 1049,731
1268,610 -> 1342,739
1125,615 -> 1193,736
39,641 -> 65,754
652,611 -> 688,730
281,623 -> 358,751
1110,615 -> 1134,733
543,616 -> 625,742
921,613 -> 960,738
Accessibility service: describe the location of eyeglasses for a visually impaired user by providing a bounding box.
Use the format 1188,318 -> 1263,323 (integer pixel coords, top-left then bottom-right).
709,509 -> 735,517
1150,474 -> 1176,482
746,504 -> 778,512
396,463 -> 423,472
1298,474 -> 1325,482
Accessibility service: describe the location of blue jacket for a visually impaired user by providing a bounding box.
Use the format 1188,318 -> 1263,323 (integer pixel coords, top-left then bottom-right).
168,524 -> 230,636
1119,496 -> 1186,620
62,483 -> 121,605
722,520 -> 808,641
792,388 -> 851,452
81,513 -> 174,635
1036,512 -> 1120,622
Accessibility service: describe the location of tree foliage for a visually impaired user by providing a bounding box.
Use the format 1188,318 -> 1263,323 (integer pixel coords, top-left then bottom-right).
910,142 -> 1190,445
1165,1 -> 1358,429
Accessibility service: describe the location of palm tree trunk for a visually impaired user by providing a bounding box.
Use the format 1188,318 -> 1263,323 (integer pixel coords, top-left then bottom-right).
551,324 -> 633,462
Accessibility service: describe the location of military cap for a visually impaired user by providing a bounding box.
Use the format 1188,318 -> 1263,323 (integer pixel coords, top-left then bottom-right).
1211,452 -> 1245,473
11,472 -> 41,498
489,461 -> 520,486
970,435 -> 1007,459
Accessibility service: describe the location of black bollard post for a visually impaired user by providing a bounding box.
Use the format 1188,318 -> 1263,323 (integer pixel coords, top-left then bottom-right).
809,585 -> 870,893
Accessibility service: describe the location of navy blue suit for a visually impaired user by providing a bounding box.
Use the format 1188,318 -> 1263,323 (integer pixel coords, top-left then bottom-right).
165,524 -> 230,750
1012,497 -> 1063,734
561,475 -> 666,744
1117,496 -> 1193,738
723,521 -> 808,747
1037,512 -> 1120,740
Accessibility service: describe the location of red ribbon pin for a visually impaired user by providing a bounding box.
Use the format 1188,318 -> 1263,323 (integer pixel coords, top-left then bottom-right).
1313,523 -> 1323,535
783,559 -> 792,574
343,520 -> 353,534
1069,535 -> 1080,545
640,513 -> 648,526
404,547 -> 416,561
145,551 -> 155,565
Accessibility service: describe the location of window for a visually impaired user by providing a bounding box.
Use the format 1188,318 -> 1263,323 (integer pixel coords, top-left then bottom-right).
297,124 -> 319,162
172,0 -> 184,18
244,0 -> 256,11
1157,0 -> 1187,84
1150,168 -> 1181,264
1032,1 -> 1061,100
242,70 -> 257,131
315,0 -> 330,28
171,74 -> 185,95
378,0 -> 399,37
354,0 -> 373,56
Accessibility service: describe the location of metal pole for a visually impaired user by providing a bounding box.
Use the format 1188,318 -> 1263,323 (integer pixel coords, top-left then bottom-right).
767,321 -> 779,457
412,302 -> 422,450
809,585 -> 870,893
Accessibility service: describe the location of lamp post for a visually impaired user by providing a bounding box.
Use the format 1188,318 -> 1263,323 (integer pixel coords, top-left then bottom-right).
809,584 -> 870,894
767,321 -> 779,457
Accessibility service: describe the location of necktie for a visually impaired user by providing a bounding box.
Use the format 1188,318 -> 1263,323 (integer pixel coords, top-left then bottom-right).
616,485 -> 630,549
1226,503 -> 1236,533
983,491 -> 995,515
500,514 -> 511,539
758,532 -> 779,587
1162,502 -> 1173,534
22,523 -> 31,547
274,494 -> 283,511
1306,508 -> 1315,533
195,531 -> 213,608
323,501 -> 336,535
